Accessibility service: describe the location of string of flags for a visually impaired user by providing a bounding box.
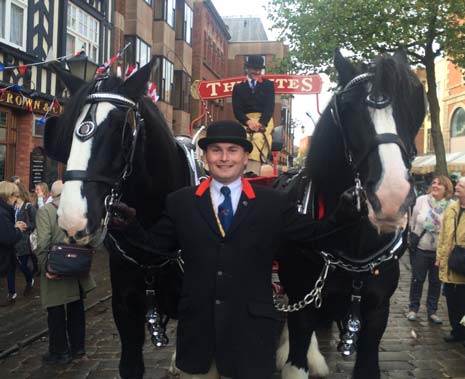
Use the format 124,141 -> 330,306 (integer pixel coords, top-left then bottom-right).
37,98 -> 61,126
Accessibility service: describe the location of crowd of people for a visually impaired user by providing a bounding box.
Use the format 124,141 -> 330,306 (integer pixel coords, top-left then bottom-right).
0,177 -> 95,364
407,175 -> 465,347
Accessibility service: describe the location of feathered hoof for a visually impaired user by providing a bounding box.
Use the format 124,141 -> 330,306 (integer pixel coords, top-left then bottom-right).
276,323 -> 290,370
169,351 -> 179,374
307,333 -> 329,377
281,362 -> 309,379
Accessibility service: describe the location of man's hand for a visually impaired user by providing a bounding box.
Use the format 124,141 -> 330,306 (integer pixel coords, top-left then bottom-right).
330,187 -> 367,225
246,119 -> 261,132
109,202 -> 137,231
46,272 -> 59,280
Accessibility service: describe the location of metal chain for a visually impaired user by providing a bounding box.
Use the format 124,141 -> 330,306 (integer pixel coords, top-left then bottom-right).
274,261 -> 330,312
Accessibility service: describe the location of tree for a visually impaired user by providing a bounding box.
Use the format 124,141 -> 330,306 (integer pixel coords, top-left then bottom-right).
267,0 -> 465,175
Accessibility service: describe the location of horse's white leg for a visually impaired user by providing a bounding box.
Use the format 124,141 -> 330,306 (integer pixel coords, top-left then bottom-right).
307,332 -> 329,377
276,321 -> 290,370
169,351 -> 179,374
282,362 -> 309,379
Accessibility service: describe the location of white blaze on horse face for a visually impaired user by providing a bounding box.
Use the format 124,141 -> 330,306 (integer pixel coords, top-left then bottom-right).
58,102 -> 116,237
369,106 -> 410,222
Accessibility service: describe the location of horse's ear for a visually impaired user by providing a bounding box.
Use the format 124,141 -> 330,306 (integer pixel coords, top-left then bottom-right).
334,48 -> 357,87
49,62 -> 86,96
120,56 -> 158,101
43,116 -> 71,163
393,50 -> 409,64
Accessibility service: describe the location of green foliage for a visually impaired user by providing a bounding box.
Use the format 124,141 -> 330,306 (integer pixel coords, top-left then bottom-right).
267,0 -> 465,175
267,0 -> 465,72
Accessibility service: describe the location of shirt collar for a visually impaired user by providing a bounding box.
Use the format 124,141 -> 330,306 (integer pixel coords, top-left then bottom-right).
195,176 -> 256,199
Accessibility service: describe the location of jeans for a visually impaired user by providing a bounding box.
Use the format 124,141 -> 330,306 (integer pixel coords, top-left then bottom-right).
6,257 -> 16,295
47,299 -> 85,354
17,255 -> 33,285
443,283 -> 465,339
408,249 -> 441,316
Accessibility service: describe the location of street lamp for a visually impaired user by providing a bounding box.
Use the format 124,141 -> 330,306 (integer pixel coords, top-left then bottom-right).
66,52 -> 99,81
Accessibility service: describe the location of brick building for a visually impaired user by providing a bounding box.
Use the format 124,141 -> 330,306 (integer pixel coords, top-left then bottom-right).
0,0 -> 114,189
191,0 -> 230,127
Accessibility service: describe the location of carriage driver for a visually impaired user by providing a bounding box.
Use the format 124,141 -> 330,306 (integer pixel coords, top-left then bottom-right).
111,120 -> 365,379
232,55 -> 275,175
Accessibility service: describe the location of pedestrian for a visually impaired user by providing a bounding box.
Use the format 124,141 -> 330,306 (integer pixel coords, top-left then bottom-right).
436,176 -> 465,345
0,181 -> 27,306
12,183 -> 37,296
35,182 -> 52,208
407,175 -> 453,323
10,176 -> 21,185
232,55 -> 275,175
111,120 -> 363,379
36,180 -> 96,364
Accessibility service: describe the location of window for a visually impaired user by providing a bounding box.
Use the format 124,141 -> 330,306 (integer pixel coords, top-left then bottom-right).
66,3 -> 99,62
185,4 -> 193,44
173,70 -> 191,112
176,2 -> 193,44
0,0 -> 27,50
155,0 -> 175,28
153,57 -> 174,103
451,107 -> 465,138
33,116 -> 44,138
136,38 -> 151,67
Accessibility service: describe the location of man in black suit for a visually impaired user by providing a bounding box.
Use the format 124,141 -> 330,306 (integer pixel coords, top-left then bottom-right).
114,120 -> 361,379
232,55 -> 275,174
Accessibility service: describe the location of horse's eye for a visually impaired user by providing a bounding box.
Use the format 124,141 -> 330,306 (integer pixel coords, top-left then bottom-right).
76,121 -> 96,140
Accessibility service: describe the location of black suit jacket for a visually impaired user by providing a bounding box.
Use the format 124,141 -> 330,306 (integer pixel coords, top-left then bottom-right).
128,178 -> 336,378
232,78 -> 275,126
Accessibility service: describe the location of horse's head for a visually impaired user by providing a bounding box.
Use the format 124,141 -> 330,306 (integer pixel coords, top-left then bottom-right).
44,58 -> 157,245
316,50 -> 426,234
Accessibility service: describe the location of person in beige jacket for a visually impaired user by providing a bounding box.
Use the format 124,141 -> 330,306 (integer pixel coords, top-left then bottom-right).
436,177 -> 465,345
36,180 -> 96,364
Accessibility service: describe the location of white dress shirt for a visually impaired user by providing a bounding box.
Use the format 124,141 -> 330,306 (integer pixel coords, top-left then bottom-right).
210,177 -> 242,215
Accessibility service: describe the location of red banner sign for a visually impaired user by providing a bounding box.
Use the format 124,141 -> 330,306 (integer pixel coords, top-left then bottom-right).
192,74 -> 323,100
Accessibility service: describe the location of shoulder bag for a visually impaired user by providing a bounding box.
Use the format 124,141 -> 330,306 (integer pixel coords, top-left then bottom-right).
46,243 -> 95,277
408,229 -> 426,251
448,214 -> 465,276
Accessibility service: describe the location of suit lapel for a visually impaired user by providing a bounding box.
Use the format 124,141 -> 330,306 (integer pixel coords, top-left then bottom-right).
196,189 -> 223,237
228,192 -> 255,235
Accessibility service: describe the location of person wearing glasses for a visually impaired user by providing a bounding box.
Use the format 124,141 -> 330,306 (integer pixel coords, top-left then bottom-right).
0,181 -> 27,306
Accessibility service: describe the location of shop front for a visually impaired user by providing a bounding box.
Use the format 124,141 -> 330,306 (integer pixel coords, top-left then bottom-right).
0,88 -> 62,190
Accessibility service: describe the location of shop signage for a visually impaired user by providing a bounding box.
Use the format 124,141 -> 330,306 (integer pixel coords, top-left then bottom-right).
29,147 -> 46,190
0,90 -> 63,115
192,74 -> 323,100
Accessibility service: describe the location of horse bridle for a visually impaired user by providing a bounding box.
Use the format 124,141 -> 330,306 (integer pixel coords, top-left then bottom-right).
63,78 -> 142,240
331,72 -> 417,193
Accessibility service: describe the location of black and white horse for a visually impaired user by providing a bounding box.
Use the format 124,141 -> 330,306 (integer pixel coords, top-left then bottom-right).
275,50 -> 426,379
43,58 -> 194,379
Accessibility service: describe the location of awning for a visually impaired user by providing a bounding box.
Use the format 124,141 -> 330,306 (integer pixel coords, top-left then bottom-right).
412,152 -> 465,175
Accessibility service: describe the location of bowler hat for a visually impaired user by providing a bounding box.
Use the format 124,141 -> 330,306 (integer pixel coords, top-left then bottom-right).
198,121 -> 253,153
245,55 -> 265,69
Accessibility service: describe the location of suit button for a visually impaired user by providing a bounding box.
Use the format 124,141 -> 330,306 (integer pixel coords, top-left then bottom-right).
215,299 -> 221,305
217,271 -> 223,276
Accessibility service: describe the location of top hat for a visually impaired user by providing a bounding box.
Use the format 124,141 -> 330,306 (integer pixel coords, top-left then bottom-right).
245,55 -> 265,69
198,120 -> 253,153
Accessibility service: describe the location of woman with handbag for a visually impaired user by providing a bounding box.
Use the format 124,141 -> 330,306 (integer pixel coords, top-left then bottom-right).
407,175 -> 453,323
437,177 -> 465,345
35,181 -> 96,364
0,181 -> 27,306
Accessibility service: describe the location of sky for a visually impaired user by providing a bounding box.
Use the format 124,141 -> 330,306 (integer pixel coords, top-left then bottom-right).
211,0 -> 332,143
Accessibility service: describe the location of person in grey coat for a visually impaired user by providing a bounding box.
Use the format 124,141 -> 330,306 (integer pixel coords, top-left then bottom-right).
36,180 -> 96,364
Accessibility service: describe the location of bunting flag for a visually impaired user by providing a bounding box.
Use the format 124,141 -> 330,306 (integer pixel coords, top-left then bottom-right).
95,42 -> 131,78
18,65 -> 28,76
0,63 -> 4,72
148,82 -> 159,103
37,117 -> 46,126
125,64 -> 137,78
52,98 -> 60,109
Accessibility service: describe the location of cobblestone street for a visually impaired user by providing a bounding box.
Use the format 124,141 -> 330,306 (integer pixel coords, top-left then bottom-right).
1,251 -> 465,379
